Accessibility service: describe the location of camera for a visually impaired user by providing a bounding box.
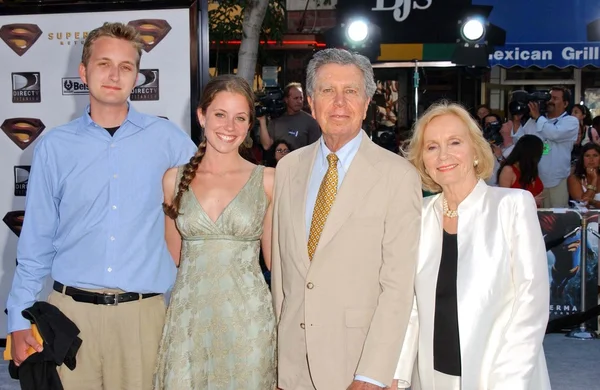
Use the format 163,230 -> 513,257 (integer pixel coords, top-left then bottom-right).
483,120 -> 504,146
509,90 -> 551,117
372,129 -> 398,153
255,87 -> 286,119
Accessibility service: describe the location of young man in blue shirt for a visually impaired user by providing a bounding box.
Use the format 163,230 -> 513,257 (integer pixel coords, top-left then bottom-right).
7,22 -> 196,389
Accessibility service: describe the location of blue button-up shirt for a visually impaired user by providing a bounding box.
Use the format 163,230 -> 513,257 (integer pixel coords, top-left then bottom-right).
7,105 -> 196,332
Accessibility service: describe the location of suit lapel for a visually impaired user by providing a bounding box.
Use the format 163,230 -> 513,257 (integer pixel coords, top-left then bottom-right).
416,195 -> 443,387
290,143 -> 319,271
312,137 -> 381,259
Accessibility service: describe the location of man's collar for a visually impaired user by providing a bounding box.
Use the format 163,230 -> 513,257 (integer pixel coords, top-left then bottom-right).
81,102 -> 145,131
318,131 -> 362,170
547,111 -> 568,120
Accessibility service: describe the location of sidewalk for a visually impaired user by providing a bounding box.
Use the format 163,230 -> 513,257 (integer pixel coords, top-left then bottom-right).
1,334 -> 600,389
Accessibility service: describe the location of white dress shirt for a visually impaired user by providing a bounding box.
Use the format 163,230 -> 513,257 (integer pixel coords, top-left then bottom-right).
305,131 -> 362,237
512,112 -> 579,188
305,130 -> 385,388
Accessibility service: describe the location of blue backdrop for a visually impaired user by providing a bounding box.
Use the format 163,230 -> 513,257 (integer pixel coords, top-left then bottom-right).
474,0 -> 600,67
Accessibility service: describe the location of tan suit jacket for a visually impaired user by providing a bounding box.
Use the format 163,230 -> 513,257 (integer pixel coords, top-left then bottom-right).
271,133 -> 422,389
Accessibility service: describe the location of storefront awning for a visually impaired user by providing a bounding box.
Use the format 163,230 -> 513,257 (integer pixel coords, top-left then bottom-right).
480,0 -> 600,68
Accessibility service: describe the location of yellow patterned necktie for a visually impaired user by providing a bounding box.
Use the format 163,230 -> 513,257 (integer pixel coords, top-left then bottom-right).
307,153 -> 339,261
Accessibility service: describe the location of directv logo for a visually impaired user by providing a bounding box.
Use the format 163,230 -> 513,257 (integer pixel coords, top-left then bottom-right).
14,165 -> 30,196
62,77 -> 89,95
131,69 -> 159,101
12,72 -> 41,103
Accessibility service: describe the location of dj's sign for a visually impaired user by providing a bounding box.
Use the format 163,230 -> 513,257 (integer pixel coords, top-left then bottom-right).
371,0 -> 433,22
334,0 -> 485,44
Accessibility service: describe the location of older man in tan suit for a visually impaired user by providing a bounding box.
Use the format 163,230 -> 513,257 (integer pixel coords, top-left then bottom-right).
271,48 -> 422,390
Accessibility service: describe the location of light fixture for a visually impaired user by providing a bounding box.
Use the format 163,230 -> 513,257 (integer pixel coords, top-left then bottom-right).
323,17 -> 382,60
346,19 -> 369,43
461,19 -> 485,42
452,12 -> 500,67
460,17 -> 486,43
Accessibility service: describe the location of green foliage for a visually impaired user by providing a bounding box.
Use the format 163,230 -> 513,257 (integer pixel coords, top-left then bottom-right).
209,0 -> 285,46
209,0 -> 245,44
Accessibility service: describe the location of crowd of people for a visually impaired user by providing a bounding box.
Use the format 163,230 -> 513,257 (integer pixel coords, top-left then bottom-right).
477,97 -> 600,210
6,21 -> 553,390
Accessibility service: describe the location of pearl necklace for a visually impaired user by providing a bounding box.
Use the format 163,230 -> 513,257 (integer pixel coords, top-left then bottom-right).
443,198 -> 458,218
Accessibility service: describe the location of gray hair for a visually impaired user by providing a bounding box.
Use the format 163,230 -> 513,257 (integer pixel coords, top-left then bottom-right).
305,48 -> 376,100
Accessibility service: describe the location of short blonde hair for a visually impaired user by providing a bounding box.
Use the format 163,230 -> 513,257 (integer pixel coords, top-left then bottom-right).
407,101 -> 495,193
81,22 -> 143,69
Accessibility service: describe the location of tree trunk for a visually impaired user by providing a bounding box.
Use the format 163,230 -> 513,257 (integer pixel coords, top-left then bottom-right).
237,0 -> 269,87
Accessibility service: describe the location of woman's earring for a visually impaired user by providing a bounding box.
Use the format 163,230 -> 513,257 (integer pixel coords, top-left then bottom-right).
474,159 -> 479,167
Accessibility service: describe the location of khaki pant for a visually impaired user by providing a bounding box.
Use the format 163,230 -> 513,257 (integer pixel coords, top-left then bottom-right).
542,177 -> 569,208
47,287 -> 166,390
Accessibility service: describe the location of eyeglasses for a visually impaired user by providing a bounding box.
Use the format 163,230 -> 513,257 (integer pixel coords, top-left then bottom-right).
276,149 -> 290,154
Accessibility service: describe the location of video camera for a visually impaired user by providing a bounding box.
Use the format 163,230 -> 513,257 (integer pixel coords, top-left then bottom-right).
372,129 -> 398,153
255,87 -> 286,119
509,90 -> 551,117
482,120 -> 504,146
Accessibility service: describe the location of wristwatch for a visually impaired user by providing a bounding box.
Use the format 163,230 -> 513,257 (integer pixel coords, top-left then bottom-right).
586,184 -> 597,191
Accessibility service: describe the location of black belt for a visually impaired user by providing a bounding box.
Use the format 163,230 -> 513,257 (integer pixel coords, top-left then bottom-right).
53,281 -> 160,306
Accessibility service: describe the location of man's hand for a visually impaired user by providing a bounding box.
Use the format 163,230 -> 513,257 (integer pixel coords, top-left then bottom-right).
528,101 -> 541,120
10,328 -> 43,366
501,120 -> 513,137
347,380 -> 383,390
491,145 -> 503,158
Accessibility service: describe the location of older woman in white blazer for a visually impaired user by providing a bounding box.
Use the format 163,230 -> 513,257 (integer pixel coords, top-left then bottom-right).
392,102 -> 551,390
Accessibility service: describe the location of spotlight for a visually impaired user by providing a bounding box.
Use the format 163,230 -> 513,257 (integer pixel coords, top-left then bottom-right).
323,17 -> 382,61
346,20 -> 369,43
451,11 -> 504,68
461,18 -> 485,42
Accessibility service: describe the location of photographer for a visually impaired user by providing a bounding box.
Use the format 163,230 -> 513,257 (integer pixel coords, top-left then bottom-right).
483,113 -> 514,186
258,82 -> 321,151
512,86 -> 579,208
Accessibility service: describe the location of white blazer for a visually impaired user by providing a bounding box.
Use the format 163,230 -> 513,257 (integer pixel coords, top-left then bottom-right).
395,180 -> 551,390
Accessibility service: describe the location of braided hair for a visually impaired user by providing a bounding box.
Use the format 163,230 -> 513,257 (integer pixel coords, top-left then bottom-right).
163,74 -> 256,220
163,141 -> 207,219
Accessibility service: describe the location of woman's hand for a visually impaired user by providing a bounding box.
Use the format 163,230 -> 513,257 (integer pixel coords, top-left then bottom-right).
585,167 -> 598,183
582,189 -> 595,203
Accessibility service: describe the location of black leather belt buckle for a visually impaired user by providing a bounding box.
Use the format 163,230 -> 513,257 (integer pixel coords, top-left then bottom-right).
100,293 -> 119,306
53,281 -> 158,305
